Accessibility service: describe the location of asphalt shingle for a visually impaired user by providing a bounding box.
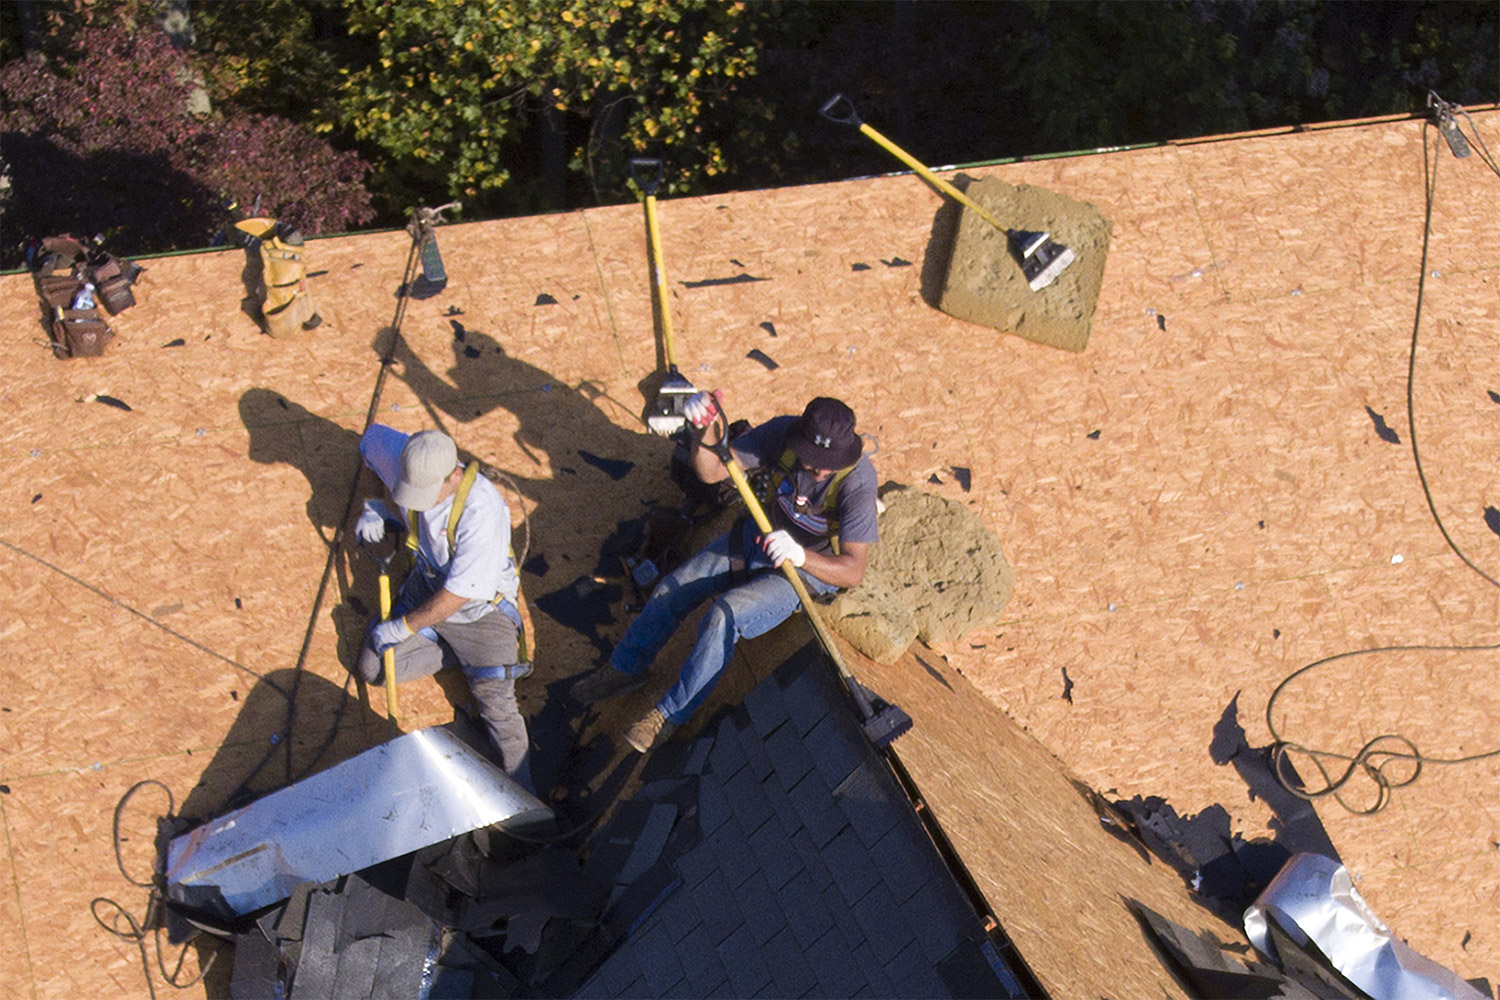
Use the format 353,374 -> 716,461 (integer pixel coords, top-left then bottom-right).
747,813 -> 805,890
822,826 -> 883,907
675,923 -> 730,997
764,720 -> 818,790
805,927 -> 869,998
869,821 -> 939,903
835,762 -> 904,848
722,763 -> 775,835
734,870 -> 789,946
852,882 -> 917,962
705,813 -> 759,889
715,925 -> 773,998
690,868 -> 745,946
743,676 -> 790,738
787,770 -> 848,848
804,714 -> 862,789
708,715 -> 747,779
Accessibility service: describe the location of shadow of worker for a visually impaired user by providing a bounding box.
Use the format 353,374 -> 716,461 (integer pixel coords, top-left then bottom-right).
376,322 -> 678,664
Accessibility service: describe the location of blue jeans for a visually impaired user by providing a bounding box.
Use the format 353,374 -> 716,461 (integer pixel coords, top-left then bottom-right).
609,519 -> 838,725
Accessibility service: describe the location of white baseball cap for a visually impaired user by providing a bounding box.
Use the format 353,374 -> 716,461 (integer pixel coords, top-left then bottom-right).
393,430 -> 457,510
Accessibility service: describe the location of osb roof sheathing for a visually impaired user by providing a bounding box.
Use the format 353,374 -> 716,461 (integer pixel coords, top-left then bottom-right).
3,108 -> 1499,998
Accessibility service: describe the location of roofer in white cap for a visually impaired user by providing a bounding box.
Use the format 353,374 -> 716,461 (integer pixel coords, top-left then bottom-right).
353,425 -> 532,787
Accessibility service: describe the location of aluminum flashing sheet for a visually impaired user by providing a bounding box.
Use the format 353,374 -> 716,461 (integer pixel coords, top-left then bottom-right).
164,727 -> 551,919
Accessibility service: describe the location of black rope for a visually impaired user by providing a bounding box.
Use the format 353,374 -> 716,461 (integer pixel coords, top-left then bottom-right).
1268,106 -> 1500,814
90,781 -> 226,998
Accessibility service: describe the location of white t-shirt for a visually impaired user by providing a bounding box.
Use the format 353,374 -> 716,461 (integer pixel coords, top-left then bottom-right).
361,425 -> 519,623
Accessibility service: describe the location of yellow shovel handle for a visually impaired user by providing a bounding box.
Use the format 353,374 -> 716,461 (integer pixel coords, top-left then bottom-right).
642,192 -> 679,370
856,123 -> 1009,235
378,572 -> 400,722
718,445 -> 854,685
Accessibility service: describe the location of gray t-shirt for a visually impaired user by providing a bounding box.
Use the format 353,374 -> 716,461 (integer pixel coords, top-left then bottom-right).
730,415 -> 878,557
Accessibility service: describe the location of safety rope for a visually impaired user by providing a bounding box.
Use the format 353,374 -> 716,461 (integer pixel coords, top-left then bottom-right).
90,782 -> 226,999
91,226 -> 428,996
1267,104 -> 1500,814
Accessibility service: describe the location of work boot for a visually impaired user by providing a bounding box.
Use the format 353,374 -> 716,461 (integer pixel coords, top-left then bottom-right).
570,665 -> 645,703
624,707 -> 676,754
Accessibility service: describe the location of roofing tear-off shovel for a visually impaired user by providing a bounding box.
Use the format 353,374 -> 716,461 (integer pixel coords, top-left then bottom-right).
699,397 -> 912,748
372,541 -> 400,726
631,157 -> 698,436
820,94 -> 1076,291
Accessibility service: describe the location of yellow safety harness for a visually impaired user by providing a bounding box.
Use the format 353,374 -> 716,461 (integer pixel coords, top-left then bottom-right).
764,447 -> 854,555
406,461 -> 530,662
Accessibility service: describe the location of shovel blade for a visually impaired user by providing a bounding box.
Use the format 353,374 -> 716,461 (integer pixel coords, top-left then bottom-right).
648,369 -> 697,437
1008,230 -> 1076,291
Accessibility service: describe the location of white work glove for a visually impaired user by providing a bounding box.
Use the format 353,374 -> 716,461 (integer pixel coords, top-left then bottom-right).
356,499 -> 395,545
683,389 -> 721,429
369,616 -> 411,652
762,530 -> 806,568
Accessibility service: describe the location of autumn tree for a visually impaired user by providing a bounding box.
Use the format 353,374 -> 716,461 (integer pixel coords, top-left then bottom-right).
0,7 -> 373,268
338,0 -> 777,214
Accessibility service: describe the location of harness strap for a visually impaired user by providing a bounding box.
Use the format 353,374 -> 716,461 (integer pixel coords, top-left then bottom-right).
402,461 -> 531,659
766,447 -> 854,555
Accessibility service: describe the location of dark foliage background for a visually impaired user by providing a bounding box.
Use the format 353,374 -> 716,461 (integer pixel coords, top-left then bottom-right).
1,0 -> 1495,270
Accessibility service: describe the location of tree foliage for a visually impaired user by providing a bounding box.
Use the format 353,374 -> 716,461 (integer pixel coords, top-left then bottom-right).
338,0 -> 775,213
0,5 -> 373,268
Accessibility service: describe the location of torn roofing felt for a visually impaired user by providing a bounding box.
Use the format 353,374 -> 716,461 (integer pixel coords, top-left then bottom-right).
221,642 -> 1032,999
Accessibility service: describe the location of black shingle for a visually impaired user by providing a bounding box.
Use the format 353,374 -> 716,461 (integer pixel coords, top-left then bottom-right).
659,975 -> 698,999
787,770 -> 847,848
683,737 -> 714,776
760,769 -> 803,837
696,773 -> 732,834
705,814 -> 759,889
764,721 -> 817,790
763,926 -> 820,999
743,676 -> 790,738
852,882 -> 917,962
777,872 -> 835,950
690,868 -> 745,946
779,656 -> 829,736
869,822 -> 939,903
804,927 -> 869,998
853,942 -> 898,998
938,936 -> 1025,999
585,947 -> 642,999
674,841 -> 718,889
789,828 -> 836,892
804,714 -> 863,789
737,715 -> 777,781
617,976 -> 648,998
886,938 -> 953,1000
632,921 -> 688,996
747,815 -> 805,890
708,715 -> 747,779
676,923 -> 730,997
822,826 -> 882,907
619,803 -> 679,886
715,925 -> 774,997
735,869 -> 789,946
654,883 -> 703,944
824,884 -> 868,952
722,764 -> 774,835
905,878 -> 973,964
835,763 -> 904,848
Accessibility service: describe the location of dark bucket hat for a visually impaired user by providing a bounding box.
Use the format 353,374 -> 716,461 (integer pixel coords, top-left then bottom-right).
787,397 -> 862,470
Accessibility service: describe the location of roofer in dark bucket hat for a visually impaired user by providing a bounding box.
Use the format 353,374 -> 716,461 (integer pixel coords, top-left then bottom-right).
571,394 -> 879,752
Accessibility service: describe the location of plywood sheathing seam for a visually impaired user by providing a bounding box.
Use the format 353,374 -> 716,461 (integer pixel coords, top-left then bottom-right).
2,109 -> 1499,998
